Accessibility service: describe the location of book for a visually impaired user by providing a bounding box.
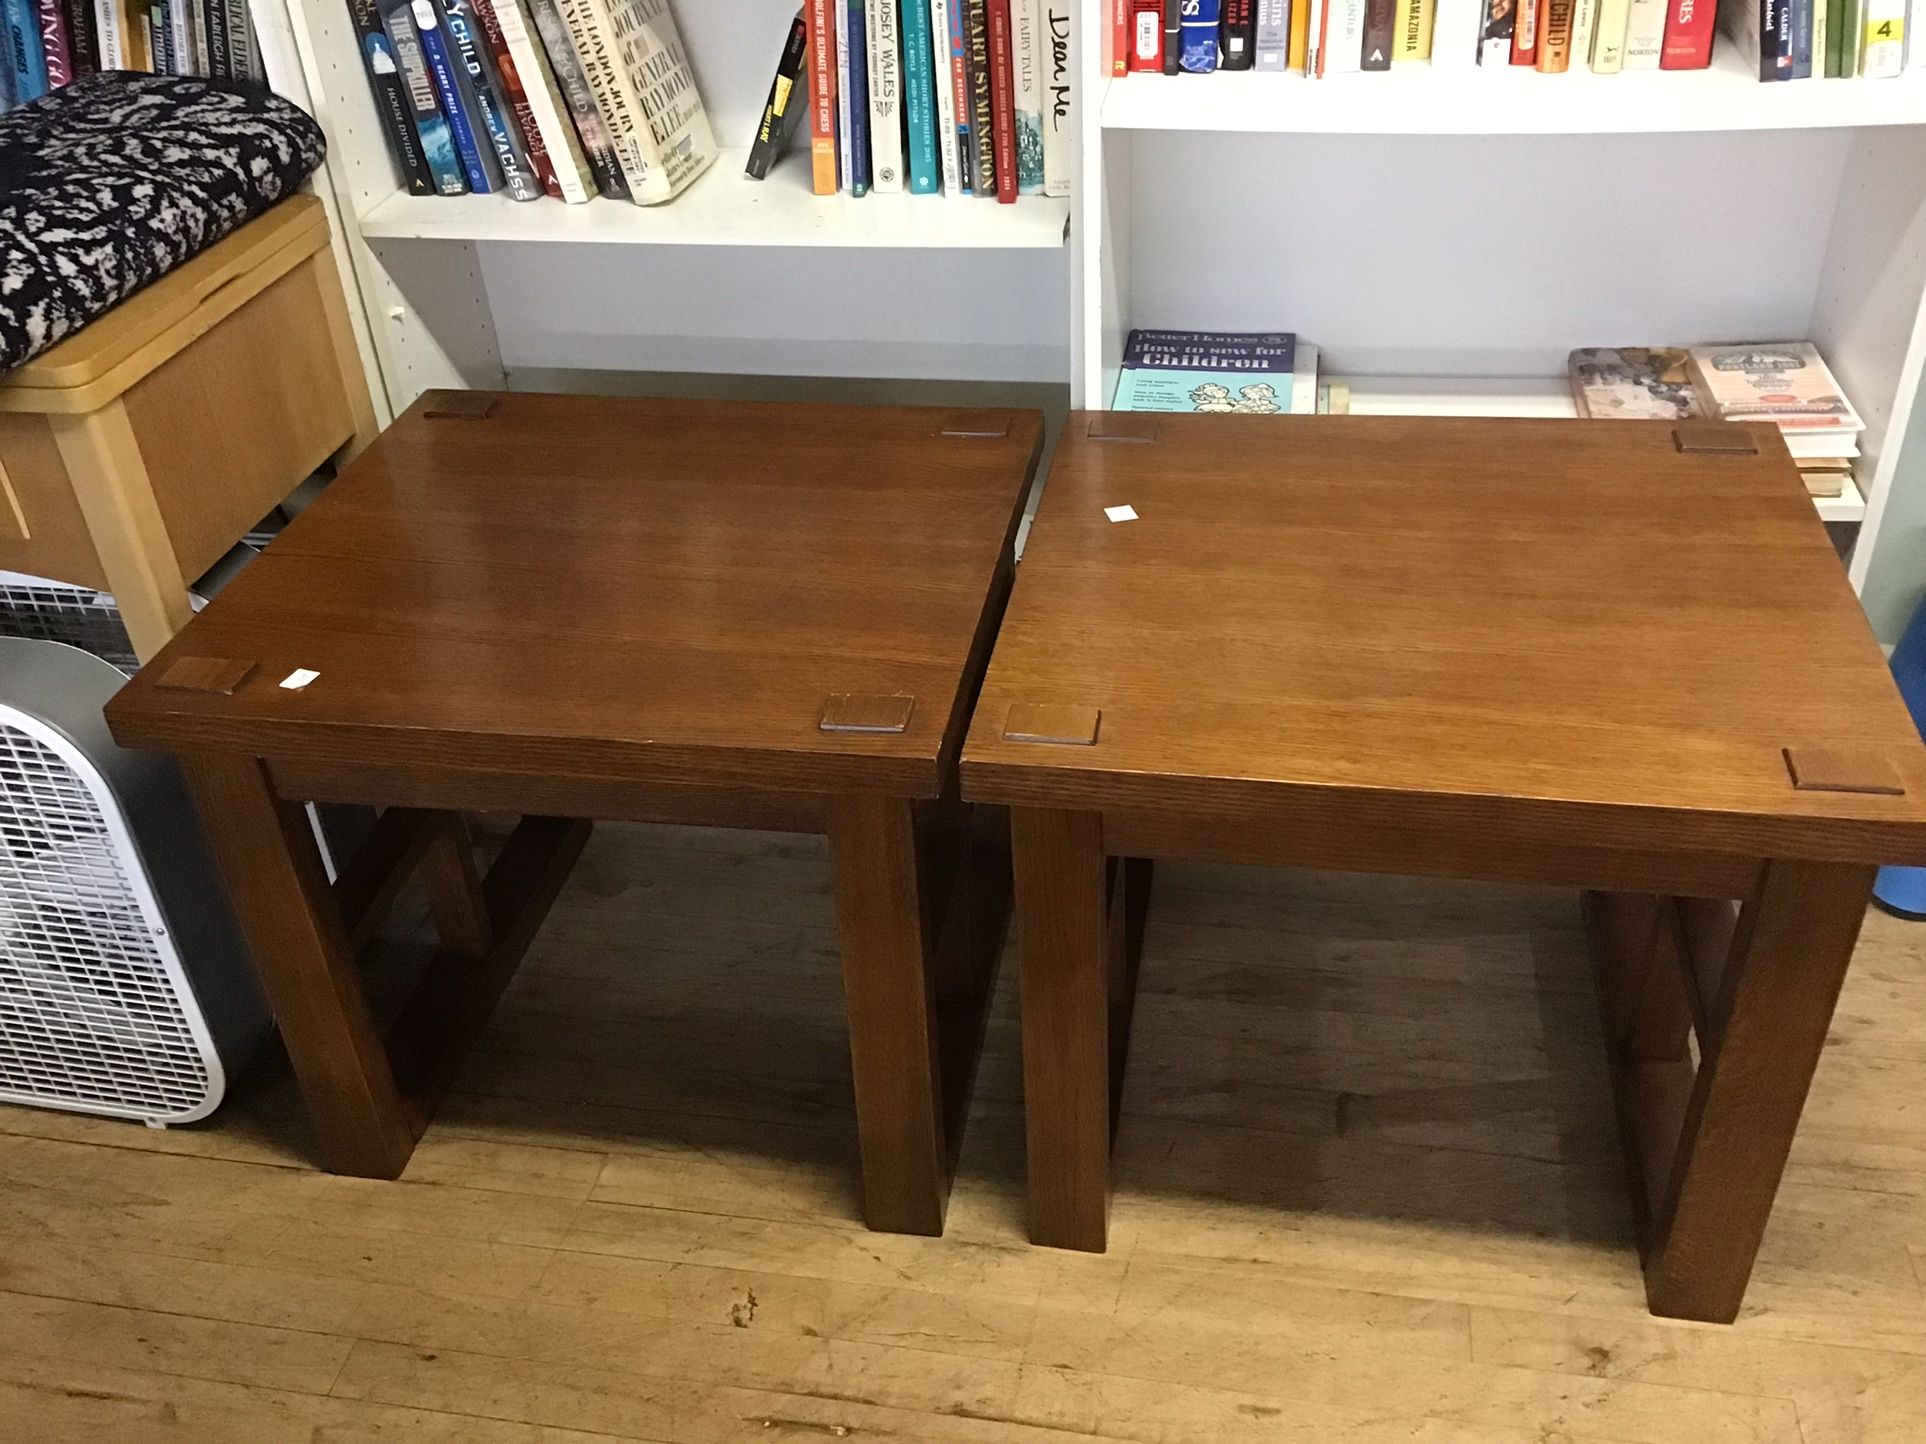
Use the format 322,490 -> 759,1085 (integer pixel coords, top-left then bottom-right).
61,0 -> 96,74
1568,348 -> 1703,420
494,0 -> 598,200
1164,0 -> 1183,69
1290,342 -> 1318,415
472,0 -> 562,198
835,0 -> 852,191
347,0 -> 437,195
1568,0 -> 1597,64
1688,343 -> 1864,436
808,0 -> 838,194
1823,0 -> 1844,72
1536,0 -> 1572,66
1862,0 -> 1903,72
1306,0 -> 1326,71
1128,0 -> 1161,65
944,0 -> 972,190
379,0 -> 467,193
845,0 -> 870,194
1290,0 -> 1312,65
441,0 -> 540,200
167,0 -> 192,75
1042,0 -> 1070,197
1111,0 -> 1126,69
36,0 -> 74,86
1013,0 -> 1043,194
931,0 -> 962,193
1113,330 -> 1298,414
1589,0 -> 1629,67
221,0 -> 255,78
1362,0 -> 1394,63
1181,0 -> 1220,69
204,0 -> 228,73
987,0 -> 1016,204
1790,0 -> 1813,73
1222,0 -> 1256,64
1326,0 -> 1365,69
863,0 -> 902,191
555,0 -> 716,205
1621,0 -> 1663,63
149,0 -> 170,73
526,0 -> 629,199
1395,0 -> 1434,56
746,8 -> 805,179
1722,0 -> 1787,77
413,0 -> 495,191
91,0 -> 120,65
902,0 -> 939,194
1477,0 -> 1513,61
966,0 -> 993,194
1255,0 -> 1289,65
1512,0 -> 1538,58
6,0 -> 47,98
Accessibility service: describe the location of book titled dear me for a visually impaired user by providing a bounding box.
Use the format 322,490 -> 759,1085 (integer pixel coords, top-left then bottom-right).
1114,329 -> 1298,413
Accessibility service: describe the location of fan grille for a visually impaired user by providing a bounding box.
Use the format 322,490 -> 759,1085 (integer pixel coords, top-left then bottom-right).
0,581 -> 139,676
0,723 -> 208,1116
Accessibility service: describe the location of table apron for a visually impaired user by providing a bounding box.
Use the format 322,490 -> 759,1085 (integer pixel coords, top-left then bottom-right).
1101,808 -> 1766,900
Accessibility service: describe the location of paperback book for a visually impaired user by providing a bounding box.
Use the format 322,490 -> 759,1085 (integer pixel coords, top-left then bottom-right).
1113,329 -> 1305,413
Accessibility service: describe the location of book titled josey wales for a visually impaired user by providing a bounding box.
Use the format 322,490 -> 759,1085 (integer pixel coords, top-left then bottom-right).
1113,330 -> 1296,413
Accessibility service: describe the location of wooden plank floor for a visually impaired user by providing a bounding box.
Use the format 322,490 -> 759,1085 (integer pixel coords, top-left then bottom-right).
1,821 -> 1923,1442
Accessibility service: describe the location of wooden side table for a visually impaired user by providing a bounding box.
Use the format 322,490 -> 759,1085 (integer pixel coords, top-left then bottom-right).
961,412 -> 1926,1322
106,392 -> 1042,1237
0,195 -> 379,661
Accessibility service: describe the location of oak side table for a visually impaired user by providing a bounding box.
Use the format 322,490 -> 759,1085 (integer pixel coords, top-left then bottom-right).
106,391 -> 1041,1237
961,411 -> 1926,1321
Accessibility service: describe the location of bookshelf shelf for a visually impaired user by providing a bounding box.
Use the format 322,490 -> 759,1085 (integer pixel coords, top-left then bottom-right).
1101,49 -> 1926,135
358,149 -> 1072,249
1342,376 -> 1866,521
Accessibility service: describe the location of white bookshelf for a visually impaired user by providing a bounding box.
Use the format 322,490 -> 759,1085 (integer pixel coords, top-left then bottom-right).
259,0 -> 1922,598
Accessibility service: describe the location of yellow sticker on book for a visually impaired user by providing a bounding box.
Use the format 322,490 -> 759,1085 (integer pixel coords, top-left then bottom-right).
1866,15 -> 1905,43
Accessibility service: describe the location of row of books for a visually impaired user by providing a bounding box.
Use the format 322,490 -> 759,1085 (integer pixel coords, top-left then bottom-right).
1,0 -> 261,110
1109,0 -> 1924,75
1570,343 -> 1862,495
348,0 -> 716,204
748,1 -> 1072,201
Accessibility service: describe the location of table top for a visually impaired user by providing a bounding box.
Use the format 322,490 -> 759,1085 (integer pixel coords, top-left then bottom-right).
961,413 -> 1926,864
106,392 -> 1042,796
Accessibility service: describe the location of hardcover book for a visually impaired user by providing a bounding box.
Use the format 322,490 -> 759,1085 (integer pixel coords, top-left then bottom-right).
1687,343 -> 1864,433
1180,0 -> 1220,70
930,0 -> 963,193
808,0 -> 838,194
1363,0 -> 1395,64
746,8 -> 805,180
1042,0 -> 1070,197
1620,0 -> 1664,61
901,0 -> 940,194
472,0 -> 563,197
348,0 -> 437,194
1164,0 -> 1182,71
1395,0 -> 1434,56
1657,0 -> 1711,64
1327,0 -> 1367,71
1478,0 -> 1515,61
6,0 -> 47,98
1127,0 -> 1161,66
60,0 -> 97,77
554,0 -> 716,205
1221,0 -> 1255,65
863,0 -> 902,192
441,0 -> 541,200
987,0 -> 1017,203
966,0 -> 994,195
1013,0 -> 1044,194
526,0 -> 630,199
1536,0 -> 1572,66
493,0 -> 599,200
835,0 -> 852,190
1114,330 -> 1300,414
1255,0 -> 1289,66
845,0 -> 870,195
1568,348 -> 1703,420
1589,0 -> 1630,66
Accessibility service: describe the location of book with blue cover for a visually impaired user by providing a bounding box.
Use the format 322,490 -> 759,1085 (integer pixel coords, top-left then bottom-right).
413,0 -> 495,191
901,0 -> 940,193
845,0 -> 871,195
380,0 -> 469,194
6,0 -> 48,101
440,0 -> 540,199
1113,330 -> 1300,414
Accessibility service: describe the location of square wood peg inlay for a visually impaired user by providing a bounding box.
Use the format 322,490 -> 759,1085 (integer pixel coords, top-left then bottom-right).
1087,415 -> 1163,444
155,657 -> 257,695
1784,746 -> 1905,796
422,392 -> 500,421
1674,424 -> 1759,456
819,693 -> 916,734
1004,702 -> 1102,746
940,410 -> 1011,439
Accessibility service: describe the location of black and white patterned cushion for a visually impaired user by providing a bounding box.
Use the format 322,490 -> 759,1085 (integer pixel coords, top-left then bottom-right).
0,73 -> 326,375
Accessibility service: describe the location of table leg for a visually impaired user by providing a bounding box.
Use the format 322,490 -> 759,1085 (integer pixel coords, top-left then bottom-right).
1012,807 -> 1114,1251
827,793 -> 948,1235
1588,860 -> 1875,1322
182,754 -> 415,1178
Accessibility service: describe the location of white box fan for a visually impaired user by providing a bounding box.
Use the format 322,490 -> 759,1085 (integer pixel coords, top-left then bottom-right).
0,637 -> 265,1126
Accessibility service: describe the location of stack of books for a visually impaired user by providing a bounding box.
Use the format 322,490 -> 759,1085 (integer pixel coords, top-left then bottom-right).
748,2 -> 1073,202
1112,330 -> 1345,413
1108,0 -> 1925,77
348,0 -> 717,206
1,0 -> 265,108
1569,343 -> 1862,498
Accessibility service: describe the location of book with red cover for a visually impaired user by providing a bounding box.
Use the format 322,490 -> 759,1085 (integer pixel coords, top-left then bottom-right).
808,0 -> 839,193
1511,0 -> 1539,60
1658,0 -> 1714,66
1128,0 -> 1163,67
470,0 -> 560,197
988,0 -> 1018,203
1113,0 -> 1129,72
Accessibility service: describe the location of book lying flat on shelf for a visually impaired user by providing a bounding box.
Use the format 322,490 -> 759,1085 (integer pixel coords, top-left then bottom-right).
1113,329 -> 1316,413
1569,347 -> 1703,420
1687,342 -> 1864,434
